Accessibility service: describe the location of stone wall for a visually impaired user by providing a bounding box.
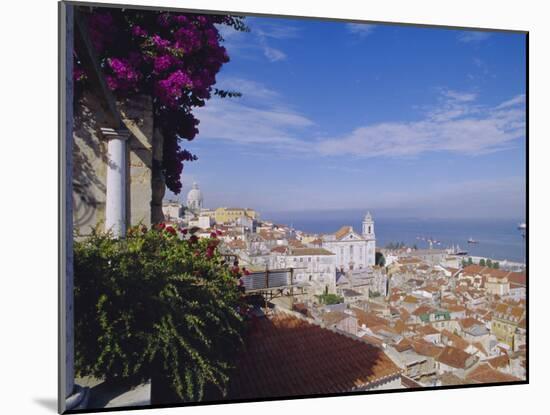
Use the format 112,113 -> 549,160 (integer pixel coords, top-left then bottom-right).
73,90 -> 161,236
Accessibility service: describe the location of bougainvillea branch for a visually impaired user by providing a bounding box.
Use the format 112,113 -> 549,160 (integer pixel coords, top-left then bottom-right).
74,8 -> 248,193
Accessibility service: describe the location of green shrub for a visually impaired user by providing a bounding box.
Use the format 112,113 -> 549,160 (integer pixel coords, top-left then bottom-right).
74,225 -> 246,403
317,293 -> 344,305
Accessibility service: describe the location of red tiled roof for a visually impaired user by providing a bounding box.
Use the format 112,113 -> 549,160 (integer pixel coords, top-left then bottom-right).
412,305 -> 435,316
394,338 -> 413,352
440,330 -> 469,351
487,354 -> 510,369
352,308 -> 389,328
335,226 -> 353,240
270,245 -> 287,254
410,338 -> 443,358
459,317 -> 484,330
508,272 -> 527,286
466,363 -> 521,383
228,312 -> 401,399
288,239 -> 305,248
436,346 -> 476,369
416,325 -> 440,336
227,239 -> 246,249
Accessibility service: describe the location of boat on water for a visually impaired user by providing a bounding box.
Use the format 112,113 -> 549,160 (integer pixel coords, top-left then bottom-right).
467,237 -> 479,244
518,222 -> 526,231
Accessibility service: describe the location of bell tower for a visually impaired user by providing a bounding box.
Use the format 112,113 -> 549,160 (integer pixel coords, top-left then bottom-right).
362,211 -> 374,239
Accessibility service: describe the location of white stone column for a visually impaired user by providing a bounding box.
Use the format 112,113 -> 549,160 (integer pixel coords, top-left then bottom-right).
100,127 -> 130,237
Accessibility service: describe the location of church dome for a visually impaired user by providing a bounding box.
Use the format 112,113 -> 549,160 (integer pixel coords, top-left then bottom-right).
187,182 -> 203,208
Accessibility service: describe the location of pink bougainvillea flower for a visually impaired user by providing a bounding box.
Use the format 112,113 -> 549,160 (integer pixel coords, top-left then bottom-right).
131,25 -> 148,37
75,10 -> 245,194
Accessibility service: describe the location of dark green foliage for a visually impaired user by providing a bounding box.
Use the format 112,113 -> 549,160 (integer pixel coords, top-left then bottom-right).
479,258 -> 486,266
73,226 -> 246,403
375,252 -> 386,267
316,293 -> 344,305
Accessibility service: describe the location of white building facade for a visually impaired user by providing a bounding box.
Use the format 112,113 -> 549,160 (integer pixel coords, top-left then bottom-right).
322,212 -> 376,271
269,247 -> 337,296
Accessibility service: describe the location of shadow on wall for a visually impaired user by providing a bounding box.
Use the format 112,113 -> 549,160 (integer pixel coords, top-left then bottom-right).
73,91 -> 108,232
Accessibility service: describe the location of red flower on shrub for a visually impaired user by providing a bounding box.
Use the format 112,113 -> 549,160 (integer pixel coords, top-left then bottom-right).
208,239 -> 220,249
188,235 -> 199,244
165,226 -> 176,235
216,229 -> 223,236
210,232 -> 217,238
242,268 -> 250,276
180,227 -> 188,235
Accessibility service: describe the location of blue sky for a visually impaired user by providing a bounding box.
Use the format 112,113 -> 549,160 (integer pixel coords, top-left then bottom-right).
166,17 -> 526,220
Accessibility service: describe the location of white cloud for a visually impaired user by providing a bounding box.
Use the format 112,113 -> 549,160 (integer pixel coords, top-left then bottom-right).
347,23 -> 376,37
193,94 -> 314,151
317,92 -> 525,157
196,78 -> 525,161
458,31 -> 491,43
217,77 -> 281,102
442,89 -> 477,102
496,94 -> 526,109
263,46 -> 287,62
218,18 -> 296,63
253,21 -> 301,39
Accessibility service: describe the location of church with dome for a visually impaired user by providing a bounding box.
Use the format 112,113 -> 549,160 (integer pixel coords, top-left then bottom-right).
186,182 -> 203,213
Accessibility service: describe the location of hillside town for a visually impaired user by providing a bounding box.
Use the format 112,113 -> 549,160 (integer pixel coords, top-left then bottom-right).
162,183 -> 527,394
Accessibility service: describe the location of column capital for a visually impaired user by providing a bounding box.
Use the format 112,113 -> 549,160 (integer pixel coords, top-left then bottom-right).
100,127 -> 131,141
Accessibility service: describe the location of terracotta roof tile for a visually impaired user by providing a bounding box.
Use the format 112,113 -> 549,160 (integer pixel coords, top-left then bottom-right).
436,346 -> 476,369
487,354 -> 510,369
441,330 -> 469,351
352,308 -> 389,328
410,339 -> 443,358
459,317 -> 484,329
466,363 -> 521,383
416,325 -> 440,336
335,226 -> 353,240
229,312 -> 401,399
